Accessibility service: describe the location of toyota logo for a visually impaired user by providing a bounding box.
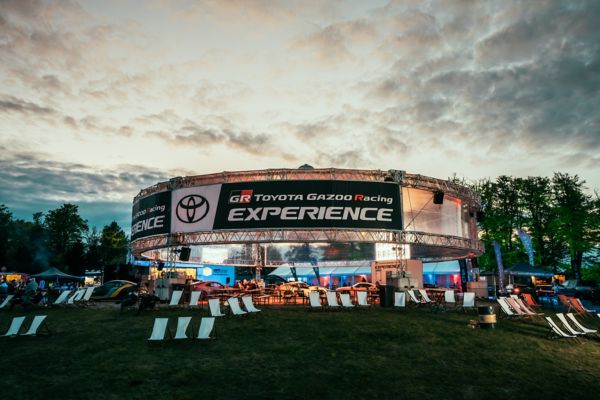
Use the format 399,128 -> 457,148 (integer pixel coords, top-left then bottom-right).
176,194 -> 209,223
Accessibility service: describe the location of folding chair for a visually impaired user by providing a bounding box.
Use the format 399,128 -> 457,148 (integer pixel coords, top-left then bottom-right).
188,291 -> 201,308
53,290 -> 71,306
174,317 -> 192,340
66,289 -> 85,305
325,292 -> 341,310
197,317 -> 216,340
148,318 -> 171,342
208,298 -> 226,317
227,297 -> 247,316
514,298 -> 544,317
21,315 -> 50,336
340,293 -> 355,309
496,297 -> 519,318
169,290 -> 183,307
571,298 -> 594,317
241,296 -> 261,313
443,290 -> 456,310
2,316 -> 26,337
0,295 -> 14,310
545,316 -> 578,340
356,291 -> 371,308
308,291 -> 323,311
78,286 -> 96,307
394,292 -> 406,308
556,313 -> 585,336
505,297 -> 535,318
522,293 -> 541,309
566,313 -> 597,334
407,290 -> 424,306
460,292 -> 476,311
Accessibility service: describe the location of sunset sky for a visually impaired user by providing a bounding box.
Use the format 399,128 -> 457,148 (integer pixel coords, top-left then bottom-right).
1,0 -> 599,232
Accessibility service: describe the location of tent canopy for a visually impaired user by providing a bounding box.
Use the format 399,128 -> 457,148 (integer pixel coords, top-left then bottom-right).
423,261 -> 460,275
32,267 -> 83,281
506,263 -> 554,277
268,265 -> 371,280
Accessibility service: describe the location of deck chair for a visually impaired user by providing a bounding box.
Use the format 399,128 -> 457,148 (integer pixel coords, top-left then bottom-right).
571,298 -> 594,316
505,297 -> 534,318
522,293 -> 541,309
308,291 -> 323,310
340,293 -> 355,309
82,286 -> 95,301
174,316 -> 192,340
545,316 -> 578,340
2,316 -> 26,337
444,290 -> 456,309
208,298 -> 226,317
356,291 -> 371,308
515,298 -> 544,317
461,292 -> 476,311
497,297 -> 519,318
197,317 -> 215,340
66,289 -> 85,305
418,289 -> 435,306
556,313 -> 585,336
566,313 -> 597,334
169,290 -> 183,307
394,292 -> 406,308
325,292 -> 341,309
227,297 -> 247,316
148,317 -> 171,342
0,295 -> 14,309
53,290 -> 71,305
241,296 -> 261,313
407,290 -> 423,305
558,295 -> 576,314
188,291 -> 201,308
21,315 -> 50,336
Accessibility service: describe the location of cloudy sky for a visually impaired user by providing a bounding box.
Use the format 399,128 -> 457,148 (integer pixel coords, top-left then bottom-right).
1,0 -> 599,232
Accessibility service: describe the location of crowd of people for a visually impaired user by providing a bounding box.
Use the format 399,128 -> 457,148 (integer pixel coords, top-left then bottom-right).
0,276 -> 88,309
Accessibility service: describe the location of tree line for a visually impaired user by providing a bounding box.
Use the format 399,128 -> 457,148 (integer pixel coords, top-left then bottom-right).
0,203 -> 128,277
475,173 -> 599,281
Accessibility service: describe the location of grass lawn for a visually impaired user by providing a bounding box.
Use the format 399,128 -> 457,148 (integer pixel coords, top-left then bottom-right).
1,302 -> 600,400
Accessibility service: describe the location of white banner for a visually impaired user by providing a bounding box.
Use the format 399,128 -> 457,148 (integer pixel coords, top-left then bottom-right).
171,184 -> 222,233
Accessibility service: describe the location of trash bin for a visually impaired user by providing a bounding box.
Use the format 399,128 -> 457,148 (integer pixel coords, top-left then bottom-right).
379,285 -> 387,307
478,306 -> 496,329
379,285 -> 395,307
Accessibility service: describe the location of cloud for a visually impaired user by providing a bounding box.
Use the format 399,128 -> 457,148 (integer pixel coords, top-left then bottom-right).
0,95 -> 56,115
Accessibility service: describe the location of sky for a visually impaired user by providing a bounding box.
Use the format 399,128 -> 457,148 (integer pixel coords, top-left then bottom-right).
1,0 -> 599,233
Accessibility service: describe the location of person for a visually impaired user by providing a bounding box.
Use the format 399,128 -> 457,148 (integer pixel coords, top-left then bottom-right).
0,279 -> 7,299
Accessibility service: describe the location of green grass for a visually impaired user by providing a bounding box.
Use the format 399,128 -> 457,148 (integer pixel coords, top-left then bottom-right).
1,303 -> 600,400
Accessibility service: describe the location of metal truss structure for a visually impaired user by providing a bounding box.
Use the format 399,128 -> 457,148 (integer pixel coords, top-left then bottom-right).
131,168 -> 483,262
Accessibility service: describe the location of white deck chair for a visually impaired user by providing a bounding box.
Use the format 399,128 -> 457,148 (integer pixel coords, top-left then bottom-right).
506,297 -> 532,317
461,292 -> 476,310
148,317 -> 170,342
169,290 -> 183,307
340,293 -> 355,309
394,292 -> 406,308
53,290 -> 71,305
227,297 -> 247,316
21,315 -> 49,336
497,297 -> 518,318
188,291 -> 201,308
174,316 -> 192,340
357,291 -> 370,307
73,289 -> 86,302
567,313 -> 597,334
444,290 -> 456,307
197,317 -> 215,340
242,296 -> 261,313
556,313 -> 585,336
208,298 -> 226,317
0,295 -> 14,309
545,316 -> 577,340
309,291 -> 323,310
66,289 -> 84,305
325,292 -> 340,309
2,316 -> 26,337
82,287 -> 95,301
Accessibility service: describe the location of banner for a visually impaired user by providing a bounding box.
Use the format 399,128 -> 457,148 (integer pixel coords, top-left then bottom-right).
170,184 -> 222,233
131,191 -> 171,240
517,229 -> 535,266
213,180 -> 403,230
492,241 -> 505,294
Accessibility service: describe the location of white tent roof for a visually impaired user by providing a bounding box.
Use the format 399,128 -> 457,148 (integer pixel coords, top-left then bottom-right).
268,265 -> 371,279
423,261 -> 460,275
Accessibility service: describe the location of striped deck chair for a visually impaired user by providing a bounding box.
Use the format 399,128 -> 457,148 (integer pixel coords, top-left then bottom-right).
53,290 -> 71,306
566,313 -> 597,335
514,298 -> 544,317
496,297 -> 519,318
558,295 -> 576,314
67,289 -> 85,305
522,293 -> 541,309
505,297 -> 536,318
407,290 -> 424,305
571,298 -> 594,317
556,313 -> 585,336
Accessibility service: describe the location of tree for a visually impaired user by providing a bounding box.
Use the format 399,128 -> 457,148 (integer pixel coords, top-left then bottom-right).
84,227 -> 102,270
45,204 -> 88,268
99,221 -> 128,268
0,205 -> 13,268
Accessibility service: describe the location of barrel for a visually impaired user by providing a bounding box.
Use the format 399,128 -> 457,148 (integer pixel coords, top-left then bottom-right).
477,306 -> 496,329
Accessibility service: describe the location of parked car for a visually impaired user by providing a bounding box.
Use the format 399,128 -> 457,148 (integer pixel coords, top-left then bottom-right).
336,282 -> 378,293
556,280 -> 599,301
277,281 -> 327,297
189,280 -> 225,299
90,280 -> 137,300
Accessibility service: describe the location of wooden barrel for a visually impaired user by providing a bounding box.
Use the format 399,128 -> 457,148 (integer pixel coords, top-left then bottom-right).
478,306 -> 496,329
